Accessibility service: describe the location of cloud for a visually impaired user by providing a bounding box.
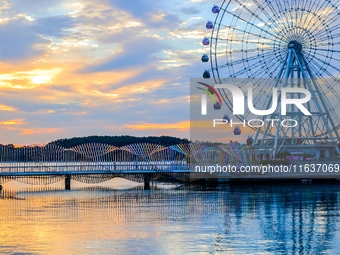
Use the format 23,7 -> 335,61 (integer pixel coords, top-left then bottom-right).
122,121 -> 190,131
180,7 -> 201,15
0,104 -> 17,111
0,0 -> 209,144
81,36 -> 170,72
5,0 -> 68,15
0,68 -> 61,89
0,118 -> 25,125
0,16 -> 50,61
103,0 -> 181,29
19,127 -> 65,135
32,15 -> 77,38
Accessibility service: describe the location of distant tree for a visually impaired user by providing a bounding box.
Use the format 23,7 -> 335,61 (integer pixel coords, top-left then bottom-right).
48,135 -> 189,148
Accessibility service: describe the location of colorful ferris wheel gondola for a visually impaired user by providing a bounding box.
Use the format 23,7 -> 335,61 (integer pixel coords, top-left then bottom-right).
234,127 -> 241,136
201,54 -> 209,62
246,137 -> 254,146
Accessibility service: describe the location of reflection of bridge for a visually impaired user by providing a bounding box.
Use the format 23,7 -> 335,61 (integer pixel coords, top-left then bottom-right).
1,183 -> 339,253
0,142 -> 255,189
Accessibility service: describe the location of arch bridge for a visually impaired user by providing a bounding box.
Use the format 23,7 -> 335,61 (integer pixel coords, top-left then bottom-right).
0,142 -> 255,189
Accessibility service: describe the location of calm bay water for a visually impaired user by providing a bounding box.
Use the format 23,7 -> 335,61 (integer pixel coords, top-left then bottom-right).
1,181 -> 340,254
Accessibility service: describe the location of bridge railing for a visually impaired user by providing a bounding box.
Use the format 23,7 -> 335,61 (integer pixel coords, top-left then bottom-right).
0,142 -> 257,174
0,161 -> 190,174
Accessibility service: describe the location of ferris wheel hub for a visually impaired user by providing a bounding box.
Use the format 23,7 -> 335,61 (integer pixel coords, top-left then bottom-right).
288,40 -> 302,53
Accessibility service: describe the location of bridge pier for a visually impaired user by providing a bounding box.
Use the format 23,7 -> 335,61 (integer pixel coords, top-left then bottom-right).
65,175 -> 71,190
144,174 -> 151,190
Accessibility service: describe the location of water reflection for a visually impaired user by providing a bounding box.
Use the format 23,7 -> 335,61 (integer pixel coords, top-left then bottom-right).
0,183 -> 340,254
214,184 -> 340,254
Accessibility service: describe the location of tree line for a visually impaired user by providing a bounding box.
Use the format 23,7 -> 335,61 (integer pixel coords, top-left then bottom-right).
49,135 -> 189,148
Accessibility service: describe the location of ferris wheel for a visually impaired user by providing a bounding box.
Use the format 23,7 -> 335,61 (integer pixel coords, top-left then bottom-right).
201,0 -> 340,156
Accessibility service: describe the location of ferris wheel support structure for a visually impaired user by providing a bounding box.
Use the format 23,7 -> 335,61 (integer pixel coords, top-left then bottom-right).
252,41 -> 340,157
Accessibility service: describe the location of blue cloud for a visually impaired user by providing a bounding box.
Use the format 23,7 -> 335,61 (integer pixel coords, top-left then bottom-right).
32,15 -> 77,38
180,7 -> 201,15
0,17 -> 50,60
103,0 -> 181,29
81,36 -> 170,72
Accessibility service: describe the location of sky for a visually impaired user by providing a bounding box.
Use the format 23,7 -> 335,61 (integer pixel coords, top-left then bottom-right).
0,0 -> 217,145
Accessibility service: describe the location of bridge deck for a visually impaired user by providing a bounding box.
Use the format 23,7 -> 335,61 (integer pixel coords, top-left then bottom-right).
0,169 -> 191,177
0,162 -> 192,177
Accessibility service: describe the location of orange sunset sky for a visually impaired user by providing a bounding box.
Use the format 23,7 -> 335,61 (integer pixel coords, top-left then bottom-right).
0,0 -> 217,145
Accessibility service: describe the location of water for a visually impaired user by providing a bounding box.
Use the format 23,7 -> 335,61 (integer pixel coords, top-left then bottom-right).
1,181 -> 340,254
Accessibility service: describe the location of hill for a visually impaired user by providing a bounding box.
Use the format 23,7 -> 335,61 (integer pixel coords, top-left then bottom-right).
48,135 -> 189,148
